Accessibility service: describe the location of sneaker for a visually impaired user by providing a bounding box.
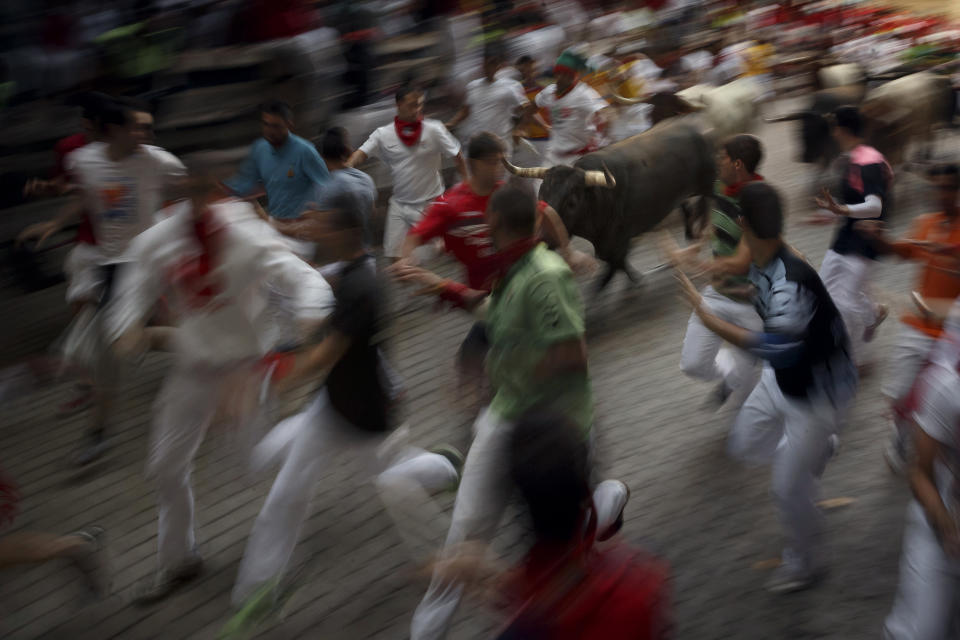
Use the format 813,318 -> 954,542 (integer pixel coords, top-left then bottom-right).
131,555 -> 204,605
57,387 -> 94,418
218,580 -> 281,640
597,480 -> 631,542
430,445 -> 465,492
863,303 -> 889,343
70,526 -> 111,598
765,562 -> 819,594
71,439 -> 110,467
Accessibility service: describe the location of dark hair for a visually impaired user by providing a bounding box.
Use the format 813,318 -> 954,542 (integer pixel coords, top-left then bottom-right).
67,92 -> 112,123
99,99 -> 129,129
722,134 -> 763,174
833,106 -> 862,137
328,191 -> 364,234
260,100 -> 293,122
117,95 -> 152,115
929,163 -> 960,185
396,85 -> 423,104
467,132 -> 504,160
509,411 -> 591,542
484,44 -> 505,65
321,127 -> 350,160
489,185 -> 536,235
738,182 -> 783,239
517,55 -> 535,66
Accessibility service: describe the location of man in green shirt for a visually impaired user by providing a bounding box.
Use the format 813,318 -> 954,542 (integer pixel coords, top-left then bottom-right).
668,134 -> 766,409
393,185 -> 626,639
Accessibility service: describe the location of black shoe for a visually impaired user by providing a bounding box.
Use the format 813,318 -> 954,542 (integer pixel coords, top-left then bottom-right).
131,555 -> 204,606
72,439 -> 110,467
70,526 -> 111,598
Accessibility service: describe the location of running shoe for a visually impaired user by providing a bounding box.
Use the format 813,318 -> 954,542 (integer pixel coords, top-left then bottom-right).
70,526 -> 111,598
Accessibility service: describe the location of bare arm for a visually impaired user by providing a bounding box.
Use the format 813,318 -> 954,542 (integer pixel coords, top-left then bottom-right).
273,330 -> 352,394
399,232 -> 425,262
910,429 -> 960,556
710,237 -> 752,276
677,270 -> 755,348
16,196 -> 84,248
346,149 -> 368,169
445,105 -> 470,130
533,337 -> 587,379
453,152 -> 467,182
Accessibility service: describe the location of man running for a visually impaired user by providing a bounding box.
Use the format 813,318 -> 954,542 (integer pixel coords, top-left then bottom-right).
535,49 -> 609,167
393,185 -> 628,639
446,47 -> 531,158
223,100 -> 330,257
104,161 -> 334,603
348,87 -> 466,261
671,134 -> 765,409
812,106 -> 891,367
18,97 -> 185,466
678,182 -> 856,593
856,164 -> 960,473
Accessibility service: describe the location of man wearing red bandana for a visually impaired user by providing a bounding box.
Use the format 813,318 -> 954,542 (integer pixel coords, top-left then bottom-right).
104,162 -> 334,604
393,185 -> 625,639
667,134 -> 766,411
348,87 -> 466,260
535,49 -> 609,167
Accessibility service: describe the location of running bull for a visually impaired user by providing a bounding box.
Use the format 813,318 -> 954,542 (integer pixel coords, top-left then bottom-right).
767,71 -> 953,167
504,120 -> 715,290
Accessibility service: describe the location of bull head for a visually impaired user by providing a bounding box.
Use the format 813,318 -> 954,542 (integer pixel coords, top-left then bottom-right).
501,158 -> 616,189
609,88 -> 646,106
764,110 -> 812,123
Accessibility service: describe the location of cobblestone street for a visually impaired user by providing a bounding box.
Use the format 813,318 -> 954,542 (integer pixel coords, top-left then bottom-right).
1,102 -> 957,639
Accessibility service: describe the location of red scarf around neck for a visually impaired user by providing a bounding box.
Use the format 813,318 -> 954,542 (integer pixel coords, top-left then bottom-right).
395,117 -> 423,147
724,173 -> 763,198
171,206 -> 225,306
492,237 -> 540,288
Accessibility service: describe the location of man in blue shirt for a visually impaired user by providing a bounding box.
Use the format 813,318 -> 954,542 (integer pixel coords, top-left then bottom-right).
678,182 -> 856,594
224,100 -> 330,222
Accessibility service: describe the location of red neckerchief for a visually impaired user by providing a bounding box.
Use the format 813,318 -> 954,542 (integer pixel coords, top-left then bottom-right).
394,117 -> 423,147
724,173 -> 763,198
490,236 -> 540,290
170,206 -> 226,307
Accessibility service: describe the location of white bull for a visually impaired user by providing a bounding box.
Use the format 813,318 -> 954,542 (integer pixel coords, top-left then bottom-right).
674,76 -> 764,143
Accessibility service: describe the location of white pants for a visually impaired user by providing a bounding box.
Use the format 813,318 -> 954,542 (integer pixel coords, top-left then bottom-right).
411,408 -> 628,640
384,198 -> 431,259
819,249 -> 877,365
882,324 -> 937,404
680,285 -> 763,407
148,362 -> 271,572
729,367 -> 843,571
883,501 -> 960,640
63,244 -> 107,305
232,389 -> 458,605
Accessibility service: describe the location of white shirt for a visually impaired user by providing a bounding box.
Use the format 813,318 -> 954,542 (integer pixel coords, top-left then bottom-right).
461,76 -> 528,147
106,199 -> 334,366
358,119 -> 461,205
66,142 -> 186,260
536,82 -> 608,157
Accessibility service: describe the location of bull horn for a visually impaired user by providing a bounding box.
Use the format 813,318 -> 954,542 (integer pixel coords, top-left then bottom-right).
764,111 -> 809,123
501,156 -> 549,179
609,88 -> 646,105
584,163 -> 616,188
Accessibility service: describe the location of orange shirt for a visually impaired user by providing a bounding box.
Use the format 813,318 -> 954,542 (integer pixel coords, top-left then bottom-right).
894,212 -> 960,336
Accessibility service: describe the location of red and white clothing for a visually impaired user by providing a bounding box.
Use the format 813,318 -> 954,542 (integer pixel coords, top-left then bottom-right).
63,142 -> 185,303
410,182 -> 498,290
535,82 -> 608,167
357,119 -> 461,257
461,76 -> 528,157
105,199 -> 334,574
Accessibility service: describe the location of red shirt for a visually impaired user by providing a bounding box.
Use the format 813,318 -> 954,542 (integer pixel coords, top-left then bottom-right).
53,132 -> 97,245
411,182 -> 500,291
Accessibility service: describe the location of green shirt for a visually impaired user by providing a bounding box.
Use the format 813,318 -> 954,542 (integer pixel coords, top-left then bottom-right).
484,244 -> 592,431
710,180 -> 751,300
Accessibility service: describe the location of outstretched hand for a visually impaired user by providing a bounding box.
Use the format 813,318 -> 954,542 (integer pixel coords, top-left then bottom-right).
675,269 -> 703,312
16,221 -> 61,249
389,263 -> 446,296
813,188 -> 847,216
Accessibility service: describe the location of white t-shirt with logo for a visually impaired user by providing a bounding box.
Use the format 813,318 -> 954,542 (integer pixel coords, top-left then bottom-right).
66,142 -> 185,260
461,77 -> 528,149
358,119 -> 461,205
535,82 -> 607,158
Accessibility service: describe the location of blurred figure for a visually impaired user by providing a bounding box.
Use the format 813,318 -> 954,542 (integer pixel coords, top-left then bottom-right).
670,135 -> 765,410
224,100 -> 330,259
855,165 -> 960,474
812,106 -> 892,368
446,46 -> 531,158
428,411 -> 664,640
677,182 -> 856,593
882,300 -> 960,639
392,186 -> 616,639
225,192 -> 461,634
348,87 -> 466,261
17,97 -> 184,467
536,49 -> 608,167
104,161 -> 334,604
